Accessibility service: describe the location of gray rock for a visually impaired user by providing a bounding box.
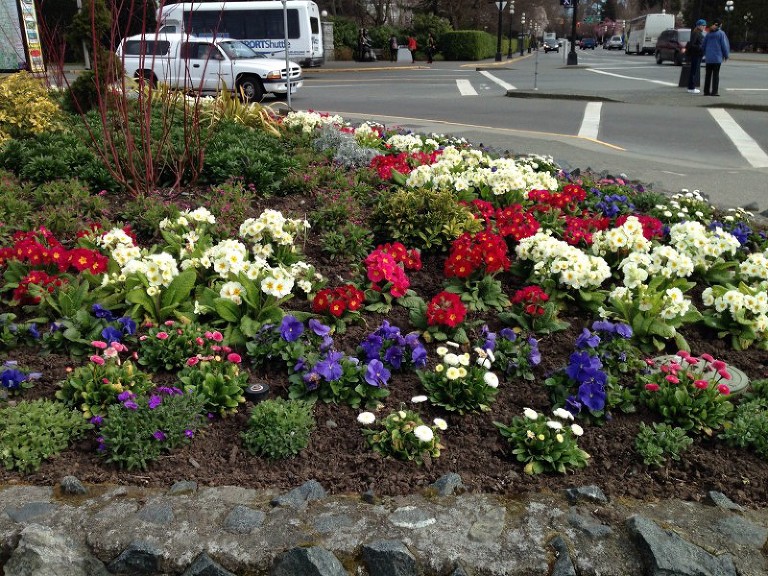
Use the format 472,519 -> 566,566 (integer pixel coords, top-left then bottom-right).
567,509 -> 613,539
3,524 -> 109,576
182,552 -> 237,576
60,476 -> 88,496
362,489 -> 380,505
137,501 -> 174,525
169,480 -> 198,495
271,546 -> 347,576
389,506 -> 436,529
271,480 -> 327,509
429,473 -> 464,496
716,515 -> 768,548
627,515 -> 738,576
564,485 -> 607,504
549,535 -> 577,576
450,562 -> 471,576
362,539 -> 419,576
313,513 -> 354,534
468,506 -> 506,542
708,491 -> 745,512
106,540 -> 162,574
5,501 -> 59,524
223,504 -> 266,534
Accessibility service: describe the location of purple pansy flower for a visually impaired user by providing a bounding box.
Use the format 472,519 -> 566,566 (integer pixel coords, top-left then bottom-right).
279,315 -> 304,342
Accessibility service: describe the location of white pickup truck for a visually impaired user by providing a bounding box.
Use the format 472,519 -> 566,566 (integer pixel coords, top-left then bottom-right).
116,33 -> 303,102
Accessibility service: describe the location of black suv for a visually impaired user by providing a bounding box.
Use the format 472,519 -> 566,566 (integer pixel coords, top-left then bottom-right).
655,28 -> 691,65
543,38 -> 559,52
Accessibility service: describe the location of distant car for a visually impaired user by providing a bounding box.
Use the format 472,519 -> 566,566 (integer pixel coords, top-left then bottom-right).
655,28 -> 691,65
543,38 -> 559,53
605,35 -> 624,50
579,38 -> 597,50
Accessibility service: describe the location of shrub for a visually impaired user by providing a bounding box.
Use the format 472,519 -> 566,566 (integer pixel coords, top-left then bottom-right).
372,187 -> 481,252
97,387 -> 206,470
200,180 -> 257,238
439,30 -> 496,61
118,194 -> 181,243
719,379 -> 768,459
177,354 -> 248,416
30,179 -> 109,239
241,398 -> 315,459
635,422 -> 693,467
137,322 -> 226,372
0,399 -> 92,472
0,72 -> 62,139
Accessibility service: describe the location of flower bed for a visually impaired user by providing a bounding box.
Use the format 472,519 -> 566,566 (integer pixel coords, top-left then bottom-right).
1,92 -> 768,505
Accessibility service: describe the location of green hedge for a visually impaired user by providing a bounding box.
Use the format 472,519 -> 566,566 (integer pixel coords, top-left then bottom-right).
439,30 -> 496,60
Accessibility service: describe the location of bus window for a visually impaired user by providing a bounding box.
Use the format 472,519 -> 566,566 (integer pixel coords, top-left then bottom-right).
310,17 -> 319,34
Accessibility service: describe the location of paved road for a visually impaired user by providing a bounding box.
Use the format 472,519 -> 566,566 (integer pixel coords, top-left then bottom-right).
297,51 -> 768,212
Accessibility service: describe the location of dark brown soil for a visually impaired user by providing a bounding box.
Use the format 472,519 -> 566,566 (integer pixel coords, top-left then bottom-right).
3,192 -> 768,508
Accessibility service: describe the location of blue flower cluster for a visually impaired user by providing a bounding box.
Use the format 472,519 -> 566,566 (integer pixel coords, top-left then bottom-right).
708,220 -> 752,248
91,304 -> 137,342
592,189 -> 635,218
358,320 -> 427,372
0,360 -> 42,391
479,326 -> 540,380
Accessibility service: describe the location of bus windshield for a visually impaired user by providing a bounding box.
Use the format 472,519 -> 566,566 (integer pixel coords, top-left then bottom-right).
218,40 -> 264,59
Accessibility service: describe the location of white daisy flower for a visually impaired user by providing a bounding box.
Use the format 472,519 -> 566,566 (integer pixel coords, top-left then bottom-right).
413,425 -> 434,443
357,412 -> 376,425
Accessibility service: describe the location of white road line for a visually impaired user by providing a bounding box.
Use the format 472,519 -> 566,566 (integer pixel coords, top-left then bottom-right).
578,102 -> 602,140
708,108 -> 768,168
456,79 -> 478,96
479,70 -> 516,91
726,88 -> 768,91
588,68 -> 677,86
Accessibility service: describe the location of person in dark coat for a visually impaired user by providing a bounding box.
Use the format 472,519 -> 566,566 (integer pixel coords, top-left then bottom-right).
686,19 -> 706,93
701,19 -> 730,96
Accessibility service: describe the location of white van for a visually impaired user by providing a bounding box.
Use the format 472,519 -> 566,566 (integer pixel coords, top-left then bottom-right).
116,33 -> 303,101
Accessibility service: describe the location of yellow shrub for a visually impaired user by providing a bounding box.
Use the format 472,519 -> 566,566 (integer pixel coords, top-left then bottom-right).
0,72 -> 62,138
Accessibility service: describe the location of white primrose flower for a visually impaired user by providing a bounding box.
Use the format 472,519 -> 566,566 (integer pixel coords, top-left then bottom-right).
523,407 -> 539,420
433,418 -> 448,431
443,353 -> 460,366
357,412 -> 376,425
436,346 -> 448,357
445,366 -> 461,380
220,281 -> 245,305
413,425 -> 434,443
571,423 -> 584,436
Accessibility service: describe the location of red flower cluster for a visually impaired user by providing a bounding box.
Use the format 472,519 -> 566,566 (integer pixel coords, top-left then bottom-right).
444,231 -> 510,279
369,151 -> 441,180
563,214 -> 611,246
528,184 -> 587,213
12,270 -> 65,304
511,285 -> 550,317
0,228 -> 107,274
312,284 -> 365,318
426,291 -> 467,328
495,204 -> 541,241
616,214 -> 665,240
365,242 -> 421,298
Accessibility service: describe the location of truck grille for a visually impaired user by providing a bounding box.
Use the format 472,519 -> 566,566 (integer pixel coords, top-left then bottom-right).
282,66 -> 302,80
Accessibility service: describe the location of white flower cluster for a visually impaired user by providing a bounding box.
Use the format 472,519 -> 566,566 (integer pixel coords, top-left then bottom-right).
656,189 -> 712,223
353,122 -> 382,143
516,231 -> 611,290
590,216 -> 651,257
384,133 -> 440,153
282,110 -> 345,133
668,221 -> 740,270
522,407 -> 584,438
608,284 -> 692,321
618,245 -> 694,288
122,252 -> 180,291
404,146 -> 558,196
159,207 -> 216,230
356,411 -> 447,440
96,228 -> 140,267
200,239 -> 251,278
702,287 -> 768,333
739,253 -> 768,282
435,345 -> 499,388
239,209 -> 309,249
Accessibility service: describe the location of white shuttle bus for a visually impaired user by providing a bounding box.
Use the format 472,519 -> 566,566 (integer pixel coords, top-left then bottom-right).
157,1 -> 324,67
625,13 -> 675,55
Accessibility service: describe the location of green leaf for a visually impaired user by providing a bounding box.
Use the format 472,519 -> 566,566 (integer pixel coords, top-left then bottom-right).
161,269 -> 197,309
214,299 -> 241,323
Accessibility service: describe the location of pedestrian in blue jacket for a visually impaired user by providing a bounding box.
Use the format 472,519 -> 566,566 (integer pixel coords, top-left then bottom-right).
701,19 -> 730,96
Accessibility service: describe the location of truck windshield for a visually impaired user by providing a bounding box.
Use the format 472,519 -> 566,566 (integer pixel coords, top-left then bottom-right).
218,40 -> 264,59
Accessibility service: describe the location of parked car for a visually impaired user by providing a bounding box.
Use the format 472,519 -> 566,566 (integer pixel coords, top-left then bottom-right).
543,38 -> 559,53
655,28 -> 691,65
604,35 -> 624,50
579,38 -> 597,50
116,33 -> 303,102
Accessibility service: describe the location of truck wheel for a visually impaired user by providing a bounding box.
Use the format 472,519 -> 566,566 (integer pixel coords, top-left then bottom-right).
236,76 -> 264,103
135,70 -> 156,88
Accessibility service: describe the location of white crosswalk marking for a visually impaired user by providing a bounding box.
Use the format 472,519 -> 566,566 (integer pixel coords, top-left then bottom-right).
709,108 -> 768,168
578,102 -> 602,140
456,79 -> 478,96
479,71 -> 516,91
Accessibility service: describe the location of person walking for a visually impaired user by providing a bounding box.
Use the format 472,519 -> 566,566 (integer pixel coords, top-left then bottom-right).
426,33 -> 436,64
702,19 -> 729,96
389,34 -> 398,62
686,19 -> 706,93
407,36 -> 417,63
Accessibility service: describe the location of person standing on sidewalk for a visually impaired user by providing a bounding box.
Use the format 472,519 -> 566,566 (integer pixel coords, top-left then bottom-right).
702,19 -> 730,96
426,33 -> 436,64
389,35 -> 399,62
407,36 -> 417,63
686,19 -> 706,93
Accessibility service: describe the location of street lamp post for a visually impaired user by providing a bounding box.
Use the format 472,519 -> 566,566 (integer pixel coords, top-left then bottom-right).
743,12 -> 752,45
520,12 -> 526,56
507,1 -> 515,58
567,1 -> 578,66
494,1 -> 507,62
724,0 -> 734,33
